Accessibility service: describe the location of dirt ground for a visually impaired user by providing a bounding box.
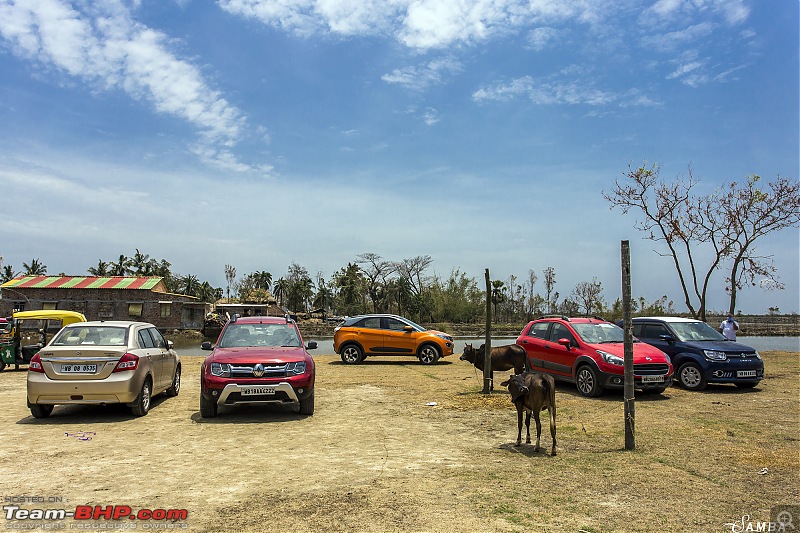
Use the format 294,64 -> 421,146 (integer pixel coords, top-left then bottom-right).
1,350 -> 798,532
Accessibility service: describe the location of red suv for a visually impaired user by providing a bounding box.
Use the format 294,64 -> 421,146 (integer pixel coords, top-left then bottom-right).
200,315 -> 316,417
515,316 -> 673,397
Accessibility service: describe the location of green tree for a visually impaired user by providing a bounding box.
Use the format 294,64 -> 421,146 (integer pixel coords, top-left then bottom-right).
331,263 -> 366,316
1,264 -> 14,282
23,258 -> 47,276
87,259 -> 110,276
490,279 -> 505,322
272,278 -> 287,308
110,255 -> 131,276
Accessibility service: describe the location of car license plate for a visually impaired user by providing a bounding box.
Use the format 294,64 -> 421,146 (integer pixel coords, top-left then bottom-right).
641,375 -> 664,383
61,364 -> 97,374
737,370 -> 757,378
242,386 -> 275,396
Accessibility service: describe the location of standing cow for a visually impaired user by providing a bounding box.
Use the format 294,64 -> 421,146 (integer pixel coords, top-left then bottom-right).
500,372 -> 557,456
460,343 -> 529,390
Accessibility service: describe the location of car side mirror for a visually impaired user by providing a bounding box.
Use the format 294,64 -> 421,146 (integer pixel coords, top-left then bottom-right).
201,341 -> 213,350
167,340 -> 174,349
403,325 -> 414,332
658,334 -> 675,343
306,341 -> 317,350
557,338 -> 572,350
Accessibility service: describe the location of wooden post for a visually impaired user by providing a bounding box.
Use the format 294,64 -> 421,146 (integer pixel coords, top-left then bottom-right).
621,240 -> 635,450
483,269 -> 492,394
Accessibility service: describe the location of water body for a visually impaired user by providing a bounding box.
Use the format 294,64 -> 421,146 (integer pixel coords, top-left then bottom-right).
173,335 -> 800,357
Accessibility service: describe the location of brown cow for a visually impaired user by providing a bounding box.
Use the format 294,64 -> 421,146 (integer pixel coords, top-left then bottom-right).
460,343 -> 528,390
500,372 -> 557,456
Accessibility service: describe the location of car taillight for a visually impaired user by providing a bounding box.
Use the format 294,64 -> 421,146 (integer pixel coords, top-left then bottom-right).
28,353 -> 44,373
113,353 -> 139,372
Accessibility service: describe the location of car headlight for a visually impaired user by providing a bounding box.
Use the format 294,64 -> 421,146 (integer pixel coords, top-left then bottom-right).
210,362 -> 231,377
286,362 -> 306,375
753,351 -> 761,360
703,350 -> 727,361
597,350 -> 623,366
436,333 -> 453,342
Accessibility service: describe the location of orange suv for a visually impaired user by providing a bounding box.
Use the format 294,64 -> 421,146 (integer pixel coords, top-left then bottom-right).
333,314 -> 454,364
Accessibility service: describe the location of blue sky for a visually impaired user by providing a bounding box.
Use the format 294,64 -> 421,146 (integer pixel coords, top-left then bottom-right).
0,0 -> 798,315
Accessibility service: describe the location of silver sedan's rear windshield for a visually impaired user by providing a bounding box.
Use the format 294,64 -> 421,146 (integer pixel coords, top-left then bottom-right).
51,326 -> 128,347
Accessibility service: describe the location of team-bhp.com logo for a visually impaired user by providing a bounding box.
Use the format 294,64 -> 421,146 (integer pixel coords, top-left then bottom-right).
5,504 -> 188,525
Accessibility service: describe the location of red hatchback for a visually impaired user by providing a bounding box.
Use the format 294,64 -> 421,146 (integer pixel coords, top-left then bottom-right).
515,316 -> 673,397
200,315 -> 316,417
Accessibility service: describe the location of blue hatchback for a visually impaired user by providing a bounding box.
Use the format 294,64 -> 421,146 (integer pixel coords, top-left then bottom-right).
629,316 -> 764,391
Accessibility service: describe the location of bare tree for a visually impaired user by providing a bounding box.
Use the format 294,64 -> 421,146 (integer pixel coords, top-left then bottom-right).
396,255 -> 433,298
224,264 -> 237,300
604,163 -> 800,320
543,266 -> 556,313
357,253 -> 396,313
572,278 -> 604,315
716,175 -> 800,314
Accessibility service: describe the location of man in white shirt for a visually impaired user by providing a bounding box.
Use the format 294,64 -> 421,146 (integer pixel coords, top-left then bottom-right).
719,315 -> 739,340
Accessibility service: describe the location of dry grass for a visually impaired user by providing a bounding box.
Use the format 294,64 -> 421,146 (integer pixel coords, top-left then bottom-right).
0,349 -> 796,532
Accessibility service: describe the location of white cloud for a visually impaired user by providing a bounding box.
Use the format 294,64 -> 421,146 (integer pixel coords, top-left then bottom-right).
644,0 -> 749,26
381,56 -> 462,90
0,0 -> 250,169
527,26 -> 559,51
218,0 -> 610,50
473,74 -> 627,107
422,107 -> 439,125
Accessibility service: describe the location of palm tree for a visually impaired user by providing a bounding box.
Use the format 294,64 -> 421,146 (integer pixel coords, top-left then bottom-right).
491,279 -> 505,322
180,274 -> 200,297
110,255 -> 131,276
272,278 -> 287,307
1,264 -> 16,282
23,258 -> 47,276
131,249 -> 151,275
87,259 -> 110,276
254,270 -> 272,291
198,281 -> 222,303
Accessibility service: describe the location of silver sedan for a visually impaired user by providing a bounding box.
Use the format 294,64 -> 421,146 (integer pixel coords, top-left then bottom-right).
27,321 -> 181,418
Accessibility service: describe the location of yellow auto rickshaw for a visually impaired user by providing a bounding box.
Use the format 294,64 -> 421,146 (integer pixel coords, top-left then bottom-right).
0,310 -> 87,371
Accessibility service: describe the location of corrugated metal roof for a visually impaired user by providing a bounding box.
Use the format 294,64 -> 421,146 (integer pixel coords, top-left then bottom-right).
1,276 -> 164,290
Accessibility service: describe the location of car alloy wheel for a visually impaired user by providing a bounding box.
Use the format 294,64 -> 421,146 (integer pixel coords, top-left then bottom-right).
418,344 -> 440,365
166,366 -> 181,397
678,363 -> 707,391
341,345 -> 363,364
131,379 -> 152,416
576,365 -> 603,397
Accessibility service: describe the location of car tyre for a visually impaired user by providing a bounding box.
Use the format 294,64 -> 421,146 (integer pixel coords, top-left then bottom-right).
131,378 -> 151,417
30,403 -> 54,418
678,362 -> 707,391
340,344 -> 364,364
418,344 -> 441,365
165,365 -> 181,397
0,360 -> 5,372
299,390 -> 315,416
200,391 -> 218,418
576,365 -> 604,397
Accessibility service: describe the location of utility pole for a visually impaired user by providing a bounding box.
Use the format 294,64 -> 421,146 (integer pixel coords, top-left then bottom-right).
483,269 -> 492,394
622,240 -> 635,450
